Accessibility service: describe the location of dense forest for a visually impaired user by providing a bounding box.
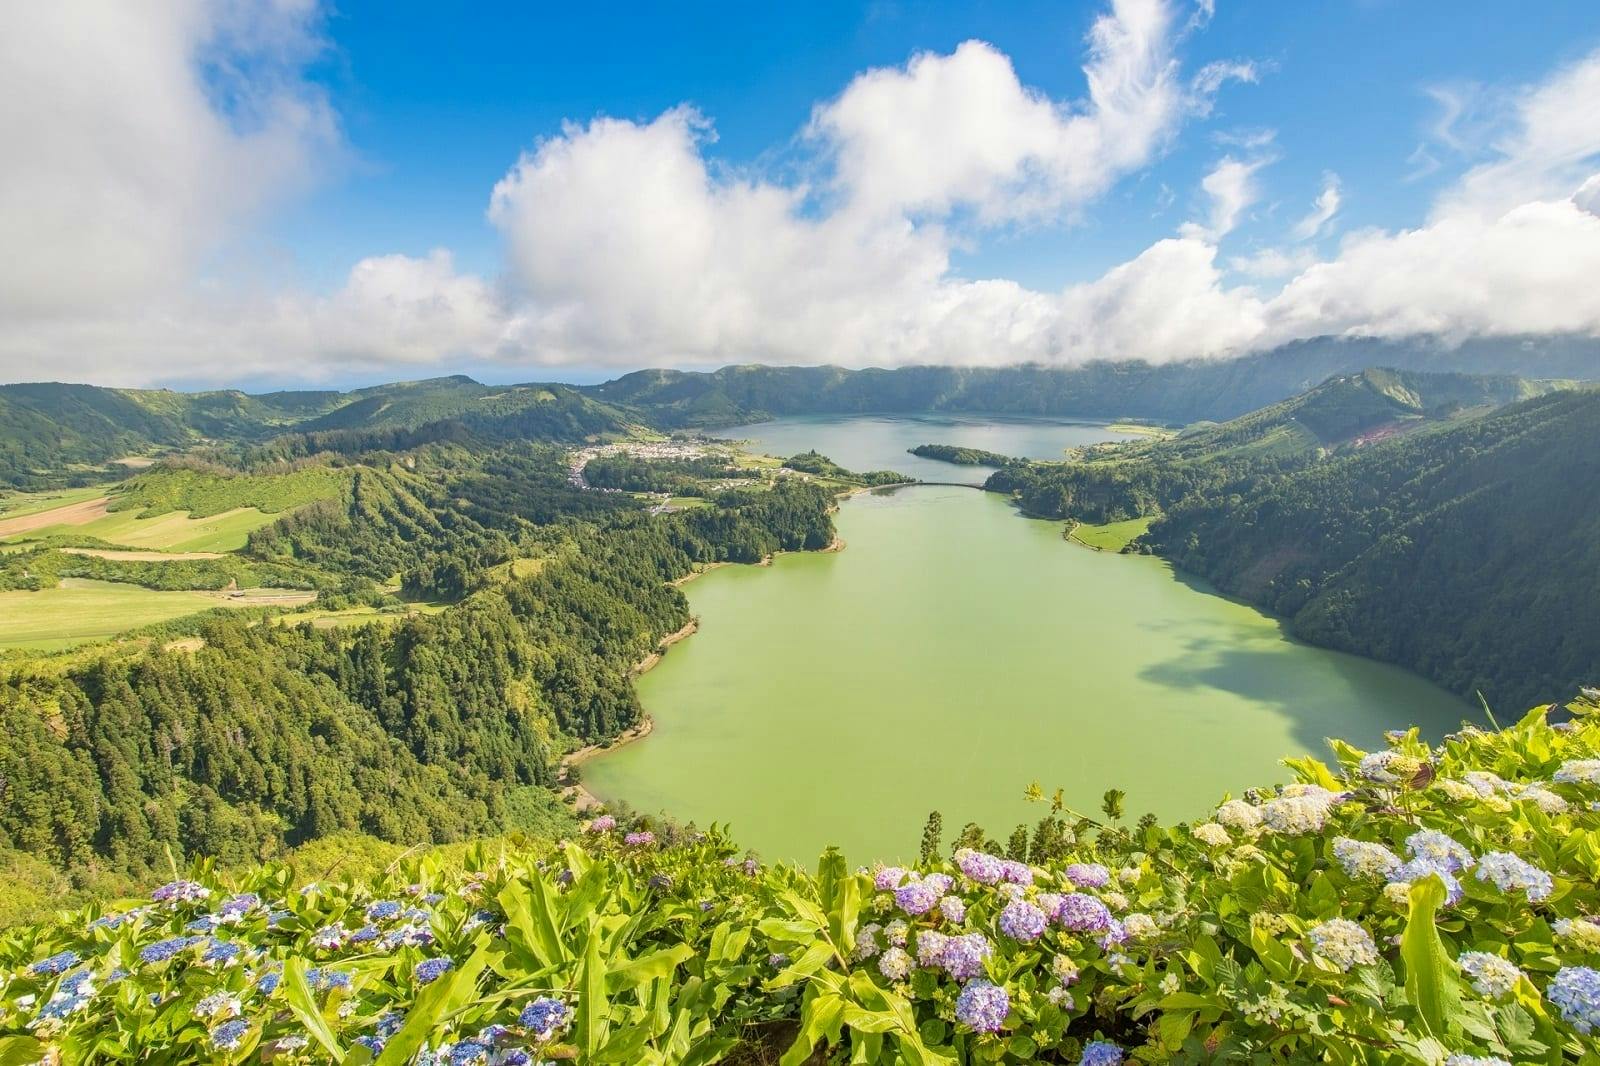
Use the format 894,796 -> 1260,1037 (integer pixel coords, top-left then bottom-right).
909,444 -> 1021,467
0,435 -> 836,899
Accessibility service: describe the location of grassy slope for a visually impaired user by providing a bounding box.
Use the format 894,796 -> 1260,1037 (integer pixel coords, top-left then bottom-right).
1068,516 -> 1154,551
12,506 -> 278,552
0,580 -> 227,651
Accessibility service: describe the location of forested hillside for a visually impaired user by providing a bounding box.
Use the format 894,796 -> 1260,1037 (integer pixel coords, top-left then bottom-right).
1144,387 -> 1600,710
588,336 -> 1595,427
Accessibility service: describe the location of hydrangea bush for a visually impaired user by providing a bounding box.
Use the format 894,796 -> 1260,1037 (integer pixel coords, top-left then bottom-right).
4,702 -> 1600,1063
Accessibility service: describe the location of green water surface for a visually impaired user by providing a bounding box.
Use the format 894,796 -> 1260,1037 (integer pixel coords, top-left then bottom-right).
585,420 -> 1469,865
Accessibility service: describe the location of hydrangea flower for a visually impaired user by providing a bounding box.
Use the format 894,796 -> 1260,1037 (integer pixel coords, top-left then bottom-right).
1122,913 -> 1159,940
939,933 -> 993,979
1214,800 -> 1262,830
854,923 -> 884,960
884,919 -> 909,946
367,900 -> 403,922
1474,851 -> 1553,901
1405,830 -> 1474,873
1391,858 -> 1464,906
1443,1057 -> 1512,1066
998,900 -> 1047,941
938,896 -> 966,924
201,939 -> 243,967
1260,794 -> 1334,834
1332,837 -> 1403,880
1000,860 -> 1033,886
1458,952 -> 1521,999
518,997 -> 570,1038
415,957 -> 455,984
954,849 -> 1005,885
152,880 -> 211,904
209,1018 -> 250,1051
1062,863 -> 1111,888
218,893 -> 260,920
1554,917 -> 1600,953
30,951 -> 79,977
914,930 -> 949,968
585,815 -> 616,832
878,946 -> 913,981
1461,771 -> 1512,797
1079,1039 -> 1123,1066
1098,918 -> 1129,951
873,866 -> 910,891
140,936 -> 200,965
1052,955 -> 1080,986
1047,986 -> 1076,1009
1192,822 -> 1230,846
305,967 -> 352,992
1548,966 -> 1600,1034
1307,919 -> 1378,972
1513,782 -> 1569,813
894,878 -> 943,916
445,1041 -> 491,1065
1054,893 -> 1113,933
195,992 -> 242,1019
954,979 -> 1008,1033
1554,760 -> 1600,786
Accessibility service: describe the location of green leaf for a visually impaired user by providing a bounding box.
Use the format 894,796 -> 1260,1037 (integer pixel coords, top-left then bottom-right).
575,919 -> 612,1059
1401,873 -> 1463,1038
376,942 -> 491,1066
781,992 -> 845,1066
281,957 -> 344,1060
766,939 -> 835,989
498,876 -> 564,968
0,1037 -> 44,1066
608,944 -> 693,992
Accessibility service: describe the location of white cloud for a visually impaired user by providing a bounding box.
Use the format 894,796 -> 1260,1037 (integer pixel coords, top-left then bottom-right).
1289,172 -> 1341,241
2,3 -> 1598,387
0,1 -> 337,321
1180,155 -> 1267,239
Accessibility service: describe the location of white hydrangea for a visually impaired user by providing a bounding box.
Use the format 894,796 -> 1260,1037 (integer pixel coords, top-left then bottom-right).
1192,822 -> 1231,846
1434,778 -> 1482,803
1123,913 -> 1159,940
1260,794 -> 1332,835
1117,865 -> 1142,884
854,923 -> 883,960
1046,986 -> 1075,1008
1554,917 -> 1600,953
1159,972 -> 1181,995
1100,891 -> 1129,912
1307,918 -> 1378,972
1512,782 -> 1569,813
1462,770 -> 1512,797
884,919 -> 908,946
1554,760 -> 1600,786
1332,837 -> 1404,880
1458,951 -> 1521,999
1216,799 -> 1262,830
1383,882 -> 1412,908
1359,750 -> 1423,784
877,946 -> 913,981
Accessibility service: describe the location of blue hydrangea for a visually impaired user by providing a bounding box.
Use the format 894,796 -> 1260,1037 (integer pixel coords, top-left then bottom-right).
366,900 -> 403,922
519,996 -> 570,1037
1391,857 -> 1464,905
140,936 -> 200,965
1054,893 -> 1113,933
256,969 -> 282,994
415,957 -> 455,984
209,1018 -> 250,1051
1405,830 -> 1474,873
998,900 -> 1048,941
1548,966 -> 1600,1034
1079,1039 -> 1123,1066
954,978 -> 1009,1033
202,938 -> 243,967
351,924 -> 382,943
30,950 -> 79,976
1474,851 -> 1553,901
305,967 -> 352,992
446,1041 -> 491,1065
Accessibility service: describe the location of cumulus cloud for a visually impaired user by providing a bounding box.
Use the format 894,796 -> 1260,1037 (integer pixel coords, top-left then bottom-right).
0,1 -> 337,320
2,2 -> 1598,386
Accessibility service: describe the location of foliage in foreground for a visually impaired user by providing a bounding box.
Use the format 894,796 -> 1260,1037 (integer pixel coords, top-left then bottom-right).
7,702 -> 1600,1063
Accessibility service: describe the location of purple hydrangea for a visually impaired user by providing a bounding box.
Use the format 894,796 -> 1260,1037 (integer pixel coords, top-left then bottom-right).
152,880 -> 210,904
415,957 -> 455,984
624,831 -> 656,847
939,932 -> 993,979
1098,918 -> 1129,950
954,978 -> 1009,1033
586,815 -> 616,832
954,849 -> 1006,885
1079,1040 -> 1123,1066
1000,860 -> 1033,886
894,878 -> 944,915
519,996 -> 570,1037
1054,893 -> 1113,933
1548,966 -> 1600,1034
998,900 -> 1048,941
939,896 -> 967,924
218,893 -> 260,919
873,866 -> 910,891
1063,863 -> 1111,889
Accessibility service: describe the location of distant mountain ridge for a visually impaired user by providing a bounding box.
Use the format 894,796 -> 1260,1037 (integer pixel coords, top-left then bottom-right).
2,333 -> 1596,487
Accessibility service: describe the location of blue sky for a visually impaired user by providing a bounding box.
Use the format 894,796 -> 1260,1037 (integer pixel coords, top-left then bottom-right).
2,1 -> 1599,387
281,1 -> 1600,291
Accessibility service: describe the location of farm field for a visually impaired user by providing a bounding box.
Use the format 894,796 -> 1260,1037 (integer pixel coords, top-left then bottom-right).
0,485 -> 109,522
272,602 -> 449,630
1068,516 -> 1154,551
0,579 -> 317,652
7,504 -> 275,552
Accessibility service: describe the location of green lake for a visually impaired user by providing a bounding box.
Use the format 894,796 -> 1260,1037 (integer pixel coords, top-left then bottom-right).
584,419 -> 1470,865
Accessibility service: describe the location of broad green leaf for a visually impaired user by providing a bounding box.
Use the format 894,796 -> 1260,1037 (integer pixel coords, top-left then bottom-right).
1401,874 -> 1463,1038
607,944 -> 693,992
575,919 -> 612,1059
281,957 -> 344,1060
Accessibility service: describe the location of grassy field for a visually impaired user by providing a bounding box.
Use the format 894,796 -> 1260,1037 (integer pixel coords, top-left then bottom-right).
10,505 -> 276,552
0,579 -> 317,652
0,579 -> 227,652
1068,516 -> 1154,551
0,485 -> 108,521
1106,422 -> 1177,439
272,602 -> 449,630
